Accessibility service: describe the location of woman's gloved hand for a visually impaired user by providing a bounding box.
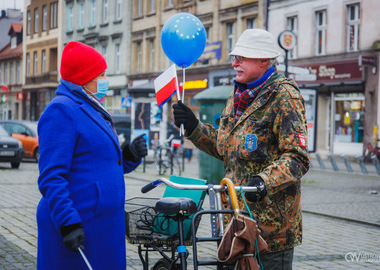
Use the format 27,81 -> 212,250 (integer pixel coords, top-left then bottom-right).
245,176 -> 267,202
60,223 -> 85,252
123,134 -> 148,162
172,101 -> 199,135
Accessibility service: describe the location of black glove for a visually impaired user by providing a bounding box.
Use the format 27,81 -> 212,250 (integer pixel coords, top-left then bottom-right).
60,223 -> 85,252
172,100 -> 199,135
123,134 -> 148,162
245,176 -> 267,202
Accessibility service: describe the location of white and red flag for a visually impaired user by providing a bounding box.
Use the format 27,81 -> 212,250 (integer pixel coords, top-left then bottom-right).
154,64 -> 178,108
1,83 -> 9,92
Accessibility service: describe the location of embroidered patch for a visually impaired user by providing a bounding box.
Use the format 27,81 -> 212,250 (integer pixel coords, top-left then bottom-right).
298,134 -> 307,148
245,134 -> 258,152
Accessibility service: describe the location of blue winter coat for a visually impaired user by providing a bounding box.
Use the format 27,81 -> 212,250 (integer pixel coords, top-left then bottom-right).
37,80 -> 140,269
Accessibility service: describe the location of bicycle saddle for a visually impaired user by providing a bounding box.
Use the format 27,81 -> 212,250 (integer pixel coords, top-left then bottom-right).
155,197 -> 197,216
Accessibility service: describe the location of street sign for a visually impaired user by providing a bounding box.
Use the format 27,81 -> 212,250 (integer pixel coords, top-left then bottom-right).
278,30 -> 297,51
121,95 -> 132,108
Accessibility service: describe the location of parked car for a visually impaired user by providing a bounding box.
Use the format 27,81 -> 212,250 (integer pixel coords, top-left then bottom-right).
0,120 -> 39,161
111,114 -> 131,149
0,125 -> 24,168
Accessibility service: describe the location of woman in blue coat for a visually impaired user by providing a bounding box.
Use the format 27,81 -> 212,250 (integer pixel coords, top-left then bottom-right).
37,41 -> 147,269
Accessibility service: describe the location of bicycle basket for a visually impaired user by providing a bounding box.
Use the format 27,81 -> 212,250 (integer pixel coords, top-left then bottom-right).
125,197 -> 159,239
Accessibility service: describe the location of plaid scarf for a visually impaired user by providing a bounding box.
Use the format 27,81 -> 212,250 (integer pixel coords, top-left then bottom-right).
234,66 -> 276,122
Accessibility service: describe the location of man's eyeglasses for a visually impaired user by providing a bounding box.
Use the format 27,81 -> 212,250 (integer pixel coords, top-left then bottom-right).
233,55 -> 243,63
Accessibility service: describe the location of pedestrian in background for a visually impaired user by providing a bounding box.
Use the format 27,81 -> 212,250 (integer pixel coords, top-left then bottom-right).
173,29 -> 309,269
37,41 -> 147,269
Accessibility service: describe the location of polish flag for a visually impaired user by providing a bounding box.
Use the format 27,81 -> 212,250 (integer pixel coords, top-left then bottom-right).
1,83 -> 8,92
154,64 -> 178,108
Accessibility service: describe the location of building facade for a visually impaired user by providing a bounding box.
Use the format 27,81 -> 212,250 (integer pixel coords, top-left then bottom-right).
23,0 -> 62,121
128,0 -> 265,144
62,0 -> 132,115
0,9 -> 23,120
268,0 -> 380,156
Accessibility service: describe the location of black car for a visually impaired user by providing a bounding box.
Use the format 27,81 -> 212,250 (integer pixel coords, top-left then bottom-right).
0,125 -> 24,168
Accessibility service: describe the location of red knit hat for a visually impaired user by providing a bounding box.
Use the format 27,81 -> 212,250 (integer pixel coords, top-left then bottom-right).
60,41 -> 107,86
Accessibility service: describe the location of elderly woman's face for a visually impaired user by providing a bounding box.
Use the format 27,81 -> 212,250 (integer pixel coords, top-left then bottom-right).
83,71 -> 107,94
232,56 -> 269,84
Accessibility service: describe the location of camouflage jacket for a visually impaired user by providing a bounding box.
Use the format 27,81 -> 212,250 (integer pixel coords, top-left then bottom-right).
188,72 -> 310,252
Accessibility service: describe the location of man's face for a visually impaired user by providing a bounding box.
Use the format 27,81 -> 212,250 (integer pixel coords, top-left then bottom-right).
232,56 -> 269,84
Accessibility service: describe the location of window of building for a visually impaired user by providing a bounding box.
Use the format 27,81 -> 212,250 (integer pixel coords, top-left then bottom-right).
27,11 -> 31,35
247,18 -> 255,29
226,22 -> 234,61
334,93 -> 364,143
149,39 -> 155,71
135,41 -> 141,72
102,0 -> 108,23
89,0 -> 96,26
10,36 -> 17,49
3,63 -> 7,84
34,8 -> 39,34
315,10 -> 326,55
42,50 -> 46,73
0,65 -> 2,83
42,5 -> 47,31
116,0 -> 122,20
149,0 -> 155,13
16,62 -> 20,83
10,63 -> 13,84
115,44 -> 120,74
101,45 -> 107,63
286,16 -> 298,59
26,53 -> 30,76
166,0 -> 173,8
136,0 -> 142,17
50,2 -> 58,29
78,2 -> 84,29
67,5 -> 73,32
347,3 -> 360,52
34,51 -> 38,75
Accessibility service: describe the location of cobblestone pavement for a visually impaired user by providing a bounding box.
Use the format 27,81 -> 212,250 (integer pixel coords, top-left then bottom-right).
0,155 -> 380,269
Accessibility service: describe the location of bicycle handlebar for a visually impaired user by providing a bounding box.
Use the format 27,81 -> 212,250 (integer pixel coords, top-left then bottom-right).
140,177 -> 264,193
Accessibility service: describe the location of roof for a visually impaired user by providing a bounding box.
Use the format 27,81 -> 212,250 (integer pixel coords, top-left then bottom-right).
0,42 -> 22,60
0,16 -> 22,51
194,85 -> 233,101
8,22 -> 22,34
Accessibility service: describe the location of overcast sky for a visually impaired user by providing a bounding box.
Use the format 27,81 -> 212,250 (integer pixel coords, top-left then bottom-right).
0,0 -> 24,11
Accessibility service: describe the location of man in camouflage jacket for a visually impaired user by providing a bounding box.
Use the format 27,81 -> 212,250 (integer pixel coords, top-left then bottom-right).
173,29 -> 309,269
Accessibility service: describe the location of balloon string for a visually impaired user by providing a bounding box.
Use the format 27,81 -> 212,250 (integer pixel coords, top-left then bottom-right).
180,68 -> 185,136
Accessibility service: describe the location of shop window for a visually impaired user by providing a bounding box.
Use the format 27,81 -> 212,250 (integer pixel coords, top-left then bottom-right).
334,94 -> 364,143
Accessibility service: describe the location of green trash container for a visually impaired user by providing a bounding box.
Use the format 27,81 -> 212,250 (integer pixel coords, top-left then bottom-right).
194,85 -> 232,184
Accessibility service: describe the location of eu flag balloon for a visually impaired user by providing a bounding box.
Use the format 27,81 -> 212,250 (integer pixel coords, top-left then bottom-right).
161,13 -> 207,68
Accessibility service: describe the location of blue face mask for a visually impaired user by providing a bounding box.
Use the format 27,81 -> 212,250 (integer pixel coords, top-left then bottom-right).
94,78 -> 109,99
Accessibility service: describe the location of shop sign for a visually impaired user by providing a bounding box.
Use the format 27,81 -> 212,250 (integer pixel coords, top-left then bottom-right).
358,55 -> 377,67
16,92 -> 24,100
299,60 -> 362,83
198,41 -> 222,62
184,80 -> 208,89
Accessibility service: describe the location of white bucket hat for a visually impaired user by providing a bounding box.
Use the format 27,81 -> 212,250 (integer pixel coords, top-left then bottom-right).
229,29 -> 280,59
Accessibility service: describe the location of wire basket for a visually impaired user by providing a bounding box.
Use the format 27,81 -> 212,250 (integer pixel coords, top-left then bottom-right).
125,197 -> 159,239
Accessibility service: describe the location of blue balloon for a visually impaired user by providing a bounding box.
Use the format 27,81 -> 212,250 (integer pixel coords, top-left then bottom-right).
161,13 -> 207,68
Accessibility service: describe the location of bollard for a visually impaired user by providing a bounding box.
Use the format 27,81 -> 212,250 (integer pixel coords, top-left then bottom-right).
315,152 -> 326,170
356,155 -> 368,175
341,155 -> 353,173
371,155 -> 380,175
328,153 -> 339,171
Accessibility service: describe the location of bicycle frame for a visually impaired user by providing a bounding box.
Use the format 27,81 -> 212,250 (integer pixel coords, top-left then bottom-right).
139,177 -> 263,269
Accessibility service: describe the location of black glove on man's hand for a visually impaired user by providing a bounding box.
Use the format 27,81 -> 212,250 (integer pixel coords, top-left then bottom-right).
245,176 -> 267,202
123,134 -> 148,162
60,223 -> 85,252
172,100 -> 199,135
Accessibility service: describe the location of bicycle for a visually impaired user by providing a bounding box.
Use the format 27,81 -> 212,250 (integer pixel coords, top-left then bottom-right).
153,135 -> 182,176
363,142 -> 380,162
125,176 -> 264,270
